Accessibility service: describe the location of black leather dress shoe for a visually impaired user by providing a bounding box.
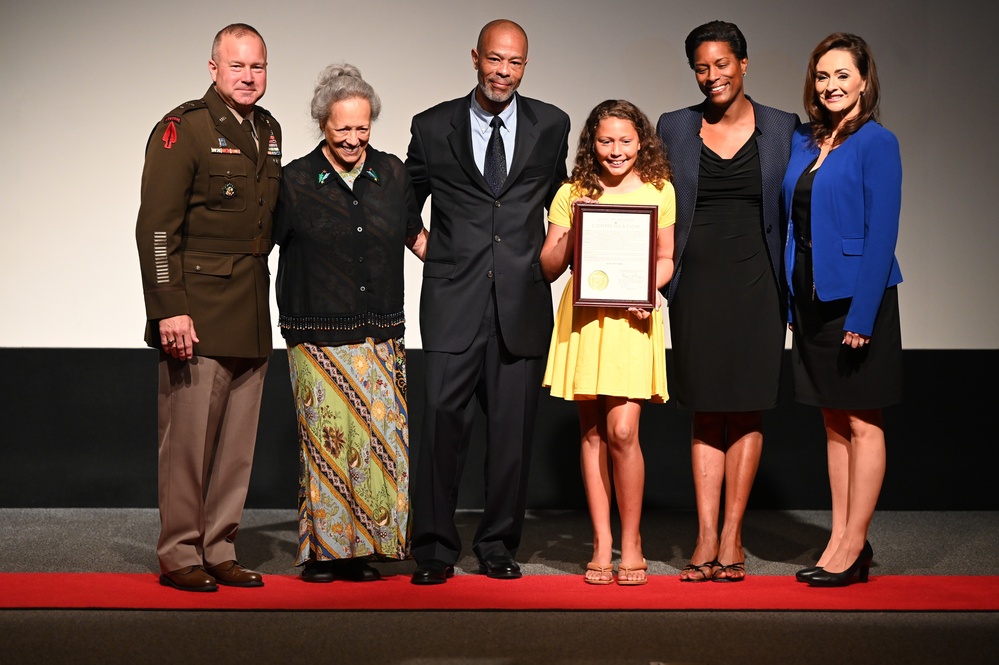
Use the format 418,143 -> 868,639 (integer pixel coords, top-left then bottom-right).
302,559 -> 381,582
334,559 -> 382,582
411,559 -> 455,585
301,560 -> 337,583
478,555 -> 522,579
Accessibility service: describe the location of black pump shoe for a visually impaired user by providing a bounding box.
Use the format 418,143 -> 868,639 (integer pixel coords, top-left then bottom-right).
806,541 -> 874,588
797,540 -> 872,583
795,566 -> 822,583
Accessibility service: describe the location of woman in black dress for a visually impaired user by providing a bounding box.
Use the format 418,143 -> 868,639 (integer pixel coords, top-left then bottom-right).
782,34 -> 903,587
657,21 -> 799,582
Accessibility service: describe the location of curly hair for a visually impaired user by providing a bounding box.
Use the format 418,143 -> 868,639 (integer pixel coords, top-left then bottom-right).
568,100 -> 672,200
310,63 -> 382,130
803,33 -> 881,147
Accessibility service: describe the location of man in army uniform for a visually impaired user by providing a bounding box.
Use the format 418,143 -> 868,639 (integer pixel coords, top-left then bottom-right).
135,23 -> 282,592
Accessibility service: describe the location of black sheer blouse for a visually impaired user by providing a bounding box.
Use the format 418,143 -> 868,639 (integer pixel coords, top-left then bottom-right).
274,143 -> 424,345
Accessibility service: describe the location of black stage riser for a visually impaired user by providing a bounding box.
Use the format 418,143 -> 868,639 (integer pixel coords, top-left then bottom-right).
2,349 -> 994,510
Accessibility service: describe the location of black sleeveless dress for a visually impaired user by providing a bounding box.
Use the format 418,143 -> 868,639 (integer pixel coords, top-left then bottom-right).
668,134 -> 785,411
790,162 -> 902,409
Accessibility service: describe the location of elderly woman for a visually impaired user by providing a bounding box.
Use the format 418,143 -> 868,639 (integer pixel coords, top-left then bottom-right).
783,34 -> 902,587
656,21 -> 799,582
274,64 -> 427,583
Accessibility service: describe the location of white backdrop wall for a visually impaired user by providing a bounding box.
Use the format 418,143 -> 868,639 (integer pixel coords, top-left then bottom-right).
1,0 -> 995,349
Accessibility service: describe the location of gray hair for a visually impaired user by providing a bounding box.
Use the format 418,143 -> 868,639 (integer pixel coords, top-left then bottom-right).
311,63 -> 381,127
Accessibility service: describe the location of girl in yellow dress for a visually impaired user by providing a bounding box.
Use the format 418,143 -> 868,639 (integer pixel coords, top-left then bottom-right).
540,100 -> 675,586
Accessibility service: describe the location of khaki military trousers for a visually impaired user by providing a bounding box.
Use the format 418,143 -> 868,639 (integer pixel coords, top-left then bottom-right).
156,353 -> 268,573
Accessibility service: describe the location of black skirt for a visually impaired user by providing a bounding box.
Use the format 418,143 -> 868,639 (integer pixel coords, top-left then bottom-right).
791,283 -> 902,409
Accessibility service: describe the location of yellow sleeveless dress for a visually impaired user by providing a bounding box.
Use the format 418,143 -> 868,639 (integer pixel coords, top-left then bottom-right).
543,181 -> 675,402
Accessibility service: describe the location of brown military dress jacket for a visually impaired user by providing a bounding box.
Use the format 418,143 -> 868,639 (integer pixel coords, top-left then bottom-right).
136,86 -> 282,358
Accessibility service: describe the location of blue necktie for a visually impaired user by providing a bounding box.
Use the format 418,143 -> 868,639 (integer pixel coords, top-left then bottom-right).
484,116 -> 507,195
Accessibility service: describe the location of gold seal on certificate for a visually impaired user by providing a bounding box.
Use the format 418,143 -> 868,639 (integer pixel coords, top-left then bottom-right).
587,270 -> 609,291
573,203 -> 658,308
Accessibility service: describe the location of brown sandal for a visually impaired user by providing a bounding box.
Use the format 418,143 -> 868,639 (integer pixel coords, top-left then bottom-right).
617,559 -> 648,586
584,561 -> 614,585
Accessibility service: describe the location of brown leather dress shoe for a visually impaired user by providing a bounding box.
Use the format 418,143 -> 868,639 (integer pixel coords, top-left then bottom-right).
159,565 -> 218,592
205,560 -> 264,587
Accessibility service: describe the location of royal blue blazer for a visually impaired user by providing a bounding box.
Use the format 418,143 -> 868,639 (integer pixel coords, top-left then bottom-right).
782,120 -> 903,336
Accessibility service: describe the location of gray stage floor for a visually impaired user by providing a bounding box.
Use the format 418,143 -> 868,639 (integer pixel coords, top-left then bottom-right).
1,509 -> 997,665
1,508 -> 996,577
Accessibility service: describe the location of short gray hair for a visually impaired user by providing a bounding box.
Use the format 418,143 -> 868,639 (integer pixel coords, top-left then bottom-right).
311,63 -> 381,127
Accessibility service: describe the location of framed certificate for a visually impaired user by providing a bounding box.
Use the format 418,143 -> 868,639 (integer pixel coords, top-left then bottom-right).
572,203 -> 658,308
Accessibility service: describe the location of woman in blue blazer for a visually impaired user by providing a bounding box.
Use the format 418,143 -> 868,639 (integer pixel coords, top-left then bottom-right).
782,33 -> 903,587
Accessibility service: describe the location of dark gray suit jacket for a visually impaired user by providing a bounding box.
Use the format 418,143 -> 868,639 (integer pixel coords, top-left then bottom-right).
406,91 -> 570,356
656,99 -> 799,305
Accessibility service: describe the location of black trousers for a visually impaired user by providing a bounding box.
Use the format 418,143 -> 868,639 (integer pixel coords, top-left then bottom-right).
411,290 -> 546,564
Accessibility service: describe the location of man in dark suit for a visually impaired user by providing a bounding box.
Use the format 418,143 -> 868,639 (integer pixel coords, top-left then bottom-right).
405,18 -> 570,584
135,23 -> 282,592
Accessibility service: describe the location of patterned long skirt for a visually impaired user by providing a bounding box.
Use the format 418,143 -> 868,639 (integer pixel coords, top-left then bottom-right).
287,339 -> 410,564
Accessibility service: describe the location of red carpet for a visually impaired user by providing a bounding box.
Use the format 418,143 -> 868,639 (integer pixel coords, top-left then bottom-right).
1,573 -> 997,611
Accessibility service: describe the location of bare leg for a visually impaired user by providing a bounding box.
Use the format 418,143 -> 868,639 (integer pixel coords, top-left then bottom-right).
578,399 -> 613,583
682,412 -> 724,580
714,411 -> 763,580
605,397 -> 646,584
816,409 -> 852,567
821,408 -> 885,573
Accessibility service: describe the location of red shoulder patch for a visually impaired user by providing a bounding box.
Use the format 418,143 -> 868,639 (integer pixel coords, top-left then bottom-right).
162,120 -> 178,149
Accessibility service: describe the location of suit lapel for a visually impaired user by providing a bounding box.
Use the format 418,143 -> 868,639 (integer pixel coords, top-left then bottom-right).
750,100 -> 779,216
672,105 -> 704,264
675,105 -> 704,186
749,99 -> 786,285
448,92 -> 538,197
447,95 -> 491,193
503,94 -> 538,194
